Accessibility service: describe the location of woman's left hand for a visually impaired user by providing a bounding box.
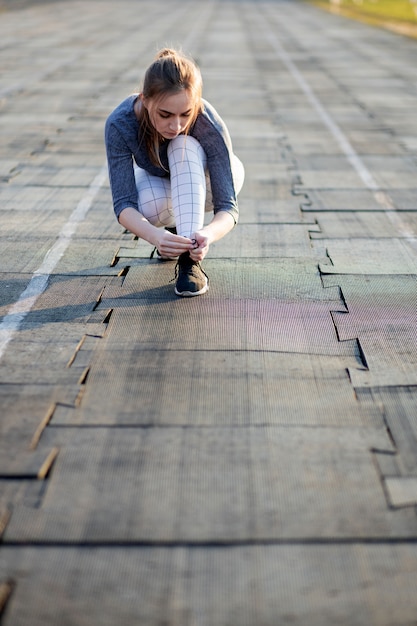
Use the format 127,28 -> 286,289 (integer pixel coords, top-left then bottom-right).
189,230 -> 210,262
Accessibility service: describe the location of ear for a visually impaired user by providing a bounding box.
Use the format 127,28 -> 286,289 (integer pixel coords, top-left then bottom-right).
139,93 -> 148,109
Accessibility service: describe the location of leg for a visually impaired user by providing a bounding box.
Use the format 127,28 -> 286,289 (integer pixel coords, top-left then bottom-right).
231,153 -> 245,196
168,135 -> 207,239
134,164 -> 176,228
167,136 -> 209,296
204,153 -> 245,212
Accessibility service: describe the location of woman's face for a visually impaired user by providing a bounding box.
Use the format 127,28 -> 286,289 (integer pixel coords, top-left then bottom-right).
142,90 -> 196,140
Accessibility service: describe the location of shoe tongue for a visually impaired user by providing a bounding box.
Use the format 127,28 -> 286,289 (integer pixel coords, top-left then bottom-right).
180,252 -> 193,264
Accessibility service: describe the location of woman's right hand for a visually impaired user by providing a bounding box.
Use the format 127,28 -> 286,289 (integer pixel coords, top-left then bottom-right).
118,209 -> 194,258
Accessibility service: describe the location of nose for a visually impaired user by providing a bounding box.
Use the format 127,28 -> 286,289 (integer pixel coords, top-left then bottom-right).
170,117 -> 182,132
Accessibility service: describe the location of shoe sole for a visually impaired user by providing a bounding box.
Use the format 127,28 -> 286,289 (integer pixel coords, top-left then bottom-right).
175,282 -> 209,297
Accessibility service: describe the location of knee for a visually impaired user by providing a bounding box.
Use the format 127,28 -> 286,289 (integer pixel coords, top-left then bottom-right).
169,134 -> 201,151
168,135 -> 206,165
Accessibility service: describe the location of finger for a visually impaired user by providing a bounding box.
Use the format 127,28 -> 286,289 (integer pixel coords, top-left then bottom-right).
170,234 -> 193,244
160,241 -> 192,256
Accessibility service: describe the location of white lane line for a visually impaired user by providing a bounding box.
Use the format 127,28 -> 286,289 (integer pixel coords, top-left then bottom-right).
0,1 -> 215,363
258,11 -> 416,245
0,165 -> 108,361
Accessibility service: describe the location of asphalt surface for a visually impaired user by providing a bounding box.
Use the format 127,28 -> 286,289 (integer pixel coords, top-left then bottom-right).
0,0 -> 416,624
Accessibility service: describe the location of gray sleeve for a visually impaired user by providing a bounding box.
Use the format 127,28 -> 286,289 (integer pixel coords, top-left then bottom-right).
104,119 -> 138,219
193,104 -> 239,224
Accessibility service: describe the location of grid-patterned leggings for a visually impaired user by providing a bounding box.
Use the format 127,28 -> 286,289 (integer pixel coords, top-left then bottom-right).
134,135 -> 244,238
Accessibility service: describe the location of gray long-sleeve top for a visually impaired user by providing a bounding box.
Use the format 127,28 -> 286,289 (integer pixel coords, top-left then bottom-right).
104,95 -> 239,224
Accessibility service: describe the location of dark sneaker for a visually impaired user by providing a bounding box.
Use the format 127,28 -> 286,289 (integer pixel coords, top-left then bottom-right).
174,252 -> 209,297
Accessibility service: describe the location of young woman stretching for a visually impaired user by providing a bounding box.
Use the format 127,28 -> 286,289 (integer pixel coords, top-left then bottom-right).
105,48 -> 244,296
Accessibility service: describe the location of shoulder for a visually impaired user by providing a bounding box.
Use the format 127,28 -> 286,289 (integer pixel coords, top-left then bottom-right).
200,99 -> 225,129
108,94 -> 138,117
192,99 -> 233,150
105,95 -> 140,152
105,94 -> 138,131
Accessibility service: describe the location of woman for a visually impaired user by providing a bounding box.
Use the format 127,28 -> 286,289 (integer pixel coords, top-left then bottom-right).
105,48 -> 244,296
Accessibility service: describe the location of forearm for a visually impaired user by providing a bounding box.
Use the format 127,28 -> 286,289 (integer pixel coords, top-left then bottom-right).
189,210 -> 236,262
118,207 -> 160,246
199,210 -> 235,244
118,207 -> 193,257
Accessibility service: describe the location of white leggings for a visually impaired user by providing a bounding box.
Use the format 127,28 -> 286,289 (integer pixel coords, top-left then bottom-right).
134,135 -> 244,239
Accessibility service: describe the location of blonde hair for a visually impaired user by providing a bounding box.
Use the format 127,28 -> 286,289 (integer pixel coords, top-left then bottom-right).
138,48 -> 203,168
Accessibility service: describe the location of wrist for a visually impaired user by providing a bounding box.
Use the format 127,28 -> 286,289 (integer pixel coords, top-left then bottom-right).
198,228 -> 214,247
